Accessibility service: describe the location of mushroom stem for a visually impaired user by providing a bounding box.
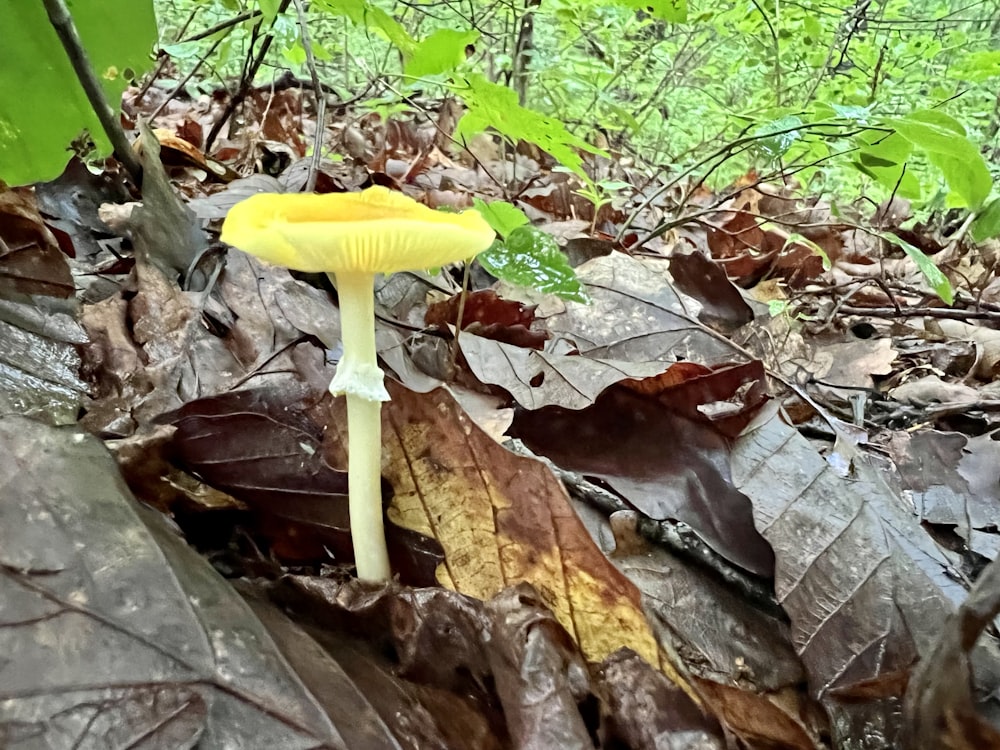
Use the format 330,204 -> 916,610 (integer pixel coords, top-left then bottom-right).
345,394 -> 390,581
328,271 -> 391,582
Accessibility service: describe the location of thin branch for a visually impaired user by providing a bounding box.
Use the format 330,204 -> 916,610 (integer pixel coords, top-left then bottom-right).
205,0 -> 294,151
291,0 -> 326,192
181,9 -> 263,44
42,0 -> 144,184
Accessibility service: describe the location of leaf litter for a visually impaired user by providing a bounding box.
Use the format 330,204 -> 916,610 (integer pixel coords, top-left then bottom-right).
2,74 -> 1000,750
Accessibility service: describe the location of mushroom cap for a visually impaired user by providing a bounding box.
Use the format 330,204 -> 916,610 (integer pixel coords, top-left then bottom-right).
220,186 -> 496,273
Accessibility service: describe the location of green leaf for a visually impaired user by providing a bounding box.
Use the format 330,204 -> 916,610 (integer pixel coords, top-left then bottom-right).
852,131 -> 921,199
952,50 -> 1000,83
0,0 -> 157,186
472,198 -> 529,239
971,198 -> 1000,243
478,226 -> 587,302
313,0 -> 415,55
881,233 -> 954,305
405,29 -> 478,77
886,112 -> 992,209
614,0 -> 686,22
753,115 -> 803,160
258,0 -> 281,24
453,75 -> 606,178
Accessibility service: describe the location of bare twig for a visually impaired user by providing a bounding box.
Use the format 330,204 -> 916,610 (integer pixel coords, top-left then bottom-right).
149,33 -> 228,121
181,9 -> 263,44
838,305 -> 1000,321
205,0 -> 293,151
291,0 -> 326,192
42,0 -> 144,184
135,5 -> 200,104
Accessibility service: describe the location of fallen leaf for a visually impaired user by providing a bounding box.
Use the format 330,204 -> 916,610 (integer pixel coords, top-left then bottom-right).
0,416 -> 348,748
731,411 -> 1000,746
460,331 -> 668,410
321,381 -> 684,684
544,252 -> 740,365
512,384 -> 775,576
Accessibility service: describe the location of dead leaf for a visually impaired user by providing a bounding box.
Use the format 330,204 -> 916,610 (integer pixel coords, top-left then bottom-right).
460,331 -> 668,410
731,411 -> 1000,746
545,252 -> 740,365
512,384 -> 775,577
0,416 -> 347,748
321,382 -> 685,686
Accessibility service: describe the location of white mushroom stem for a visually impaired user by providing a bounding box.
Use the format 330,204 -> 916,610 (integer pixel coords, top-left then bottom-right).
328,271 -> 391,583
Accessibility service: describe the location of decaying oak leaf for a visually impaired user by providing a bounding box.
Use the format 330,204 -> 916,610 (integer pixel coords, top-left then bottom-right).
320,381 -> 688,691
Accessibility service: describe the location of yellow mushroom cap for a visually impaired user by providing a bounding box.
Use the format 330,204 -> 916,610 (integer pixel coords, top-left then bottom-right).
220,186 -> 496,273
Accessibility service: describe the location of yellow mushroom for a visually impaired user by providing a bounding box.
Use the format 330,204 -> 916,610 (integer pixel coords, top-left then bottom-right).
221,186 -> 495,582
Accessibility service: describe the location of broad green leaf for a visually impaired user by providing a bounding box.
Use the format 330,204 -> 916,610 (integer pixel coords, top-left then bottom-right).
903,109 -> 967,136
258,0 -> 281,24
886,112 -> 991,209
852,131 -> 921,199
454,75 -> 606,178
0,0 -> 157,186
881,233 -> 954,305
971,198 -> 1000,243
473,199 -> 529,239
478,226 -> 587,302
753,115 -> 803,160
405,29 -> 479,77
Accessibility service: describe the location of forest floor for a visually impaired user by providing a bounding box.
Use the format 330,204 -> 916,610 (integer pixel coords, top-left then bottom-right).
3,79 -> 1000,750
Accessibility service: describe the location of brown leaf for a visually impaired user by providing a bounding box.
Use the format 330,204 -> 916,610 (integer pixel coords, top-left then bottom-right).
322,381 -> 687,687
595,649 -> 727,749
512,384 -> 775,577
426,289 -> 537,330
169,385 -> 444,584
668,249 -> 754,332
426,289 -> 548,349
903,555 -> 1000,750
0,416 -> 345,748
545,253 -> 739,365
731,412 -> 1000,746
460,331 -> 668,410
0,186 -> 73,298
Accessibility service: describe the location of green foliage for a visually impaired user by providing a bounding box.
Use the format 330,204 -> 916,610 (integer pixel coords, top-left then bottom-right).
474,198 -> 585,302
472,198 -> 530,239
312,0 -> 413,54
454,75 -> 607,178
885,111 -> 991,210
404,29 -> 478,78
616,0 -> 686,23
881,232 -> 955,305
0,0 -> 157,186
153,0 -> 1000,244
479,227 -> 587,304
972,198 -> 1000,244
